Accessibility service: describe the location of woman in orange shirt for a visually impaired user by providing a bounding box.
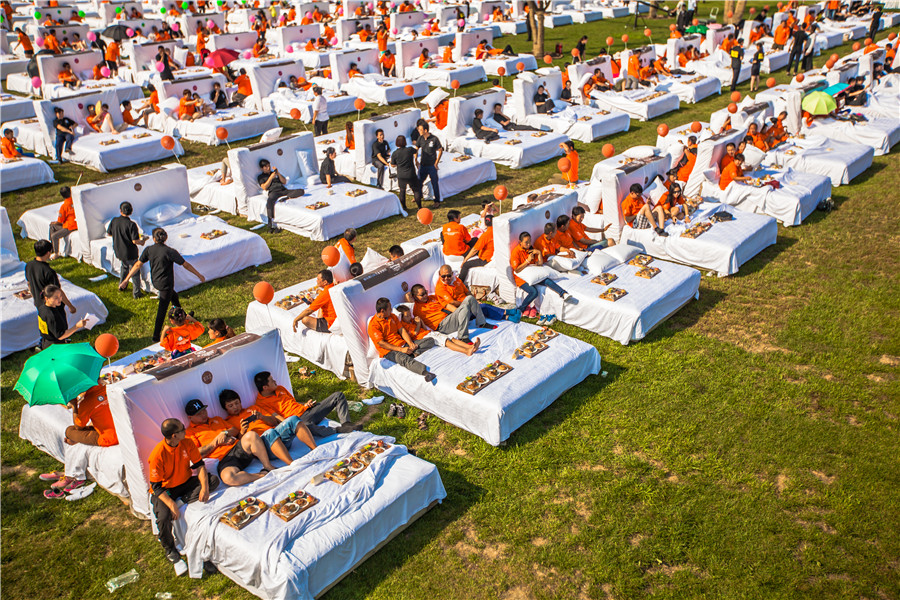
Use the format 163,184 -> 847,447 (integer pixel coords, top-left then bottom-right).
105,40 -> 120,74
14,28 -> 34,57
377,25 -> 389,53
44,31 -> 62,54
418,48 -> 433,68
430,98 -> 449,129
58,62 -> 81,89
344,122 -> 355,151
49,186 -> 77,258
380,50 -> 396,76
205,318 -> 235,346
509,231 -> 573,317
160,307 -> 205,358
549,141 -> 578,185
719,154 -> 750,190
443,41 -> 455,64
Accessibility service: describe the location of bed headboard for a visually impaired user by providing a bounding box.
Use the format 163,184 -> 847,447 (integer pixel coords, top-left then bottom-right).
435,5 -> 459,27
179,12 -> 226,36
342,0 -> 364,16
228,132 -> 316,214
298,1 -> 330,16
706,24 -> 736,49
38,50 -> 102,83
620,45 -> 656,70
665,34 -> 702,63
395,38 -> 439,76
1,206 -> 16,257
247,59 -> 306,109
99,1 -> 141,25
72,165 -> 191,255
567,54 -> 614,89
209,31 -> 259,52
36,24 -> 91,45
454,29 -> 491,61
731,99 -> 774,129
34,88 -> 121,144
107,329 -> 290,518
392,10 -> 428,31
272,24 -> 322,51
684,128 -> 745,197
512,68 -> 562,117
156,73 -> 228,102
354,107 -> 421,170
129,40 -> 183,73
475,1 -> 503,23
336,17 -> 375,44
329,245 -> 445,386
329,47 -> 379,84
445,87 -> 505,137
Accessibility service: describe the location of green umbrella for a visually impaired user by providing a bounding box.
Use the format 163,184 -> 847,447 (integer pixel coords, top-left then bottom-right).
13,343 -> 104,406
801,91 -> 837,116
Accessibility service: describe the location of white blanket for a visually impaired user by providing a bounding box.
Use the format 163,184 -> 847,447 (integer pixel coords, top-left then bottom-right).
802,115 -> 900,156
518,104 -> 631,143
589,87 -> 680,121
172,107 -> 280,145
448,128 -> 567,169
763,135 -> 874,186
65,127 -> 185,173
654,73 -> 721,104
0,93 -> 35,122
0,157 -> 56,193
186,164 -> 240,213
264,87 -> 358,122
343,75 -> 429,105
404,63 -> 486,88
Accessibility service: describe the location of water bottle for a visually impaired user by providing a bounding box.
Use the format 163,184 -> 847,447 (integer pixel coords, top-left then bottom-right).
105,569 -> 139,592
155,594 -> 174,600
348,401 -> 364,413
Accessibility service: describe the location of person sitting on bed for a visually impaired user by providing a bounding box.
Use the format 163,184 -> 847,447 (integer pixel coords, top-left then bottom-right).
178,89 -> 201,121
459,213 -> 494,282
368,297 -> 437,383
533,85 -> 555,114
343,122 -> 356,152
653,56 -> 672,77
358,24 -> 374,42
397,304 -> 480,355
348,62 -> 363,78
747,122 -> 769,151
592,68 -> 611,91
320,147 -> 351,187
254,371 -> 359,437
659,182 -> 689,223
510,231 -> 575,317
97,103 -> 128,134
338,228 -> 357,264
622,183 -> 669,237
441,210 -> 476,256
418,48 -> 434,69
184,398 -> 278,487
407,274 -> 493,346
205,318 -> 235,346
292,269 -> 336,334
430,98 -> 449,130
719,153 -> 751,190
1,128 -> 31,158
389,245 -> 404,260
764,111 -> 789,144
720,142 -> 737,171
231,69 -> 252,107
58,62 -> 81,89
568,207 -> 612,249
676,136 -> 698,182
380,49 -> 397,77
535,222 -> 575,261
472,109 -> 500,143
160,306 -> 204,358
258,158 -> 304,233
85,104 -> 102,132
443,41 -> 455,64
560,79 -> 575,104
492,103 -> 538,131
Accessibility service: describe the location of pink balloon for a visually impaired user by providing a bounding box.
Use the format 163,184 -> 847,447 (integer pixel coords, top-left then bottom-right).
249,15 -> 256,22
100,66 -> 111,77
389,2 -> 396,7
286,45 -> 294,53
391,27 -> 398,34
305,11 -> 312,18
457,18 -> 465,27
35,36 -> 45,47
337,7 -> 343,15
171,22 -> 180,31
330,36 -> 338,45
156,61 -> 165,72
86,31 -> 96,41
31,76 -> 42,88
243,50 -> 252,58
204,56 -> 215,67
125,27 -> 134,37
207,19 -> 215,27
367,2 -> 374,9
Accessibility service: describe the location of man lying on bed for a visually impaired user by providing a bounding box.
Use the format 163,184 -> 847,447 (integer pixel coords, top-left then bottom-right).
219,388 -> 317,464
368,297 -> 437,383
253,371 -> 362,437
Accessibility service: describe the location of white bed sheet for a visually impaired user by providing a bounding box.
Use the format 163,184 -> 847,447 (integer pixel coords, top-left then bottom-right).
264,88 -> 358,122
763,135 -> 874,187
358,152 -> 498,200
3,119 -> 53,157
65,128 -> 185,173
466,54 -> 538,76
802,116 -> 900,157
448,128 -> 567,169
589,87 -> 680,121
405,63 -> 486,87
654,73 -> 721,104
343,75 -> 429,105
16,202 -> 85,260
186,164 -> 240,213
173,107 -> 280,145
0,93 -> 35,122
519,104 -> 631,143
0,156 -> 55,192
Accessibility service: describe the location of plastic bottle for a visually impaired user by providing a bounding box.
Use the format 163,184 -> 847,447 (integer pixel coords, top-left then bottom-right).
348,401 -> 364,413
105,569 -> 139,592
155,594 -> 174,600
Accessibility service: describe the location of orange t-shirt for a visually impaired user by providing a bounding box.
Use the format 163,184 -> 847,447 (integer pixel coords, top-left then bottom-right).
719,162 -> 743,190
377,30 -> 388,52
359,29 -> 371,42
441,221 -> 471,256
308,283 -> 337,326
567,219 -> 589,249
150,90 -> 160,113
93,64 -> 104,80
58,68 -> 77,83
381,53 -> 396,70
678,52 -> 688,68
252,42 -> 265,58
1,137 -> 19,158
720,154 -> 734,172
337,238 -> 356,263
73,385 -> 117,446
225,405 -> 275,437
87,114 -> 101,132
509,244 -> 532,286
368,313 -> 406,357
305,41 -> 316,51
433,100 -> 448,129
552,228 -> 576,249
413,295 -> 449,330
471,226 -> 494,261
44,35 -> 61,53
235,74 -> 252,97
659,191 -> 683,211
622,194 -> 645,226
751,132 -> 768,151
105,41 -> 119,62
255,385 -> 307,418
178,96 -> 195,117
533,234 -> 559,260
443,46 -> 454,64
399,318 -> 429,340
435,277 -> 469,306
774,25 -> 790,45
348,67 -> 362,78
324,26 -> 335,40
186,416 -> 235,460
148,437 -> 202,491
562,150 -> 578,183
122,108 -> 135,125
57,197 -> 77,230
628,54 -> 642,78
677,150 -> 696,182
161,321 -> 204,352
17,31 -> 33,53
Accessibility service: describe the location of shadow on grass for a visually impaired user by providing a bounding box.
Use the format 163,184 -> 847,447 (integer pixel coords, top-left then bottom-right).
729,233 -> 798,279
653,287 -> 728,337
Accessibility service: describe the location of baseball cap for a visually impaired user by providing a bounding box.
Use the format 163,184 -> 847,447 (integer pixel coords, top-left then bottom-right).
185,399 -> 207,416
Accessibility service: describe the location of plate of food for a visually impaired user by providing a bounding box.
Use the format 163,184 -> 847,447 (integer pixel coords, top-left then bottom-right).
305,201 -> 330,210
635,266 -> 660,279
325,461 -> 354,484
271,490 -> 318,521
599,287 -> 627,302
504,139 -> 523,145
220,496 -> 268,530
13,289 -> 32,300
99,139 -> 120,146
457,377 -> 484,394
132,132 -> 151,139
200,229 -> 227,240
680,221 -> 712,239
452,155 -> 472,162
531,131 -> 548,137
346,189 -> 367,197
99,371 -> 124,385
591,272 -> 617,286
628,254 -> 654,267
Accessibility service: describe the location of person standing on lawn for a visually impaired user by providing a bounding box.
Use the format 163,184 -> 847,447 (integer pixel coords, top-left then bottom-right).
107,201 -> 147,298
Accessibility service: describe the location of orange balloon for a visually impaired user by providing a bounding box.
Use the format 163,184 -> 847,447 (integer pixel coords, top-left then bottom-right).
601,143 -> 614,158
516,61 -> 525,71
657,123 -> 669,137
557,157 -> 571,173
493,185 -> 508,201
749,7 -> 756,13
403,84 -> 414,96
825,59 -> 836,69
669,23 -> 677,31
730,91 -> 741,102
644,28 -> 652,37
417,207 -> 433,225
727,102 -> 738,113
354,98 -> 366,110
726,10 -> 733,18
692,18 -> 699,26
544,54 -> 553,64
94,333 -> 119,358
253,281 -> 274,304
289,107 -> 302,119
766,77 -> 776,88
852,42 -> 861,51
497,66 -> 506,76
215,127 -> 228,140
571,47 -> 579,57
321,245 -> 340,267
621,34 -> 629,43
795,73 -> 805,82
690,121 -> 702,133
889,32 -> 897,41
606,36 -> 614,46
297,77 -> 307,85
450,79 -> 460,89
830,53 -> 839,63
160,135 -> 175,150
864,37 -> 872,46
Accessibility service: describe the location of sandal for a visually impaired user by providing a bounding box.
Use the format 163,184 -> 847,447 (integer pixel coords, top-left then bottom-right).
259,468 -> 271,475
43,489 -> 67,499
417,413 -> 429,430
39,471 -> 64,481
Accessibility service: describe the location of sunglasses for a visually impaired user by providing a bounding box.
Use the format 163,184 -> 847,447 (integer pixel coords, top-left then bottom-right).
440,274 -> 452,279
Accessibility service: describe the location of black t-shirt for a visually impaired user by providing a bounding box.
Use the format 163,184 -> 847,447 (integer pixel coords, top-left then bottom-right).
730,46 -> 744,66
210,89 -> 228,109
107,215 -> 141,262
534,92 -> 549,105
791,30 -> 808,52
257,171 -> 287,199
416,134 -> 442,167
371,139 -> 390,165
319,156 -> 337,184
38,302 -> 68,345
139,243 -> 185,291
560,87 -> 572,100
53,116 -> 75,134
472,117 -> 486,133
25,260 -> 60,306
155,53 -> 174,78
492,111 -> 511,127
391,147 -> 417,180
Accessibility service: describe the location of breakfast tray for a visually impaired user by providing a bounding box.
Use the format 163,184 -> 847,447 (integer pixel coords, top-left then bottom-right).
270,490 -> 319,522
220,496 -> 268,530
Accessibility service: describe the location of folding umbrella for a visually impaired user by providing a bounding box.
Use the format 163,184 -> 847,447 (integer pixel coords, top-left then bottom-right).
801,91 -> 838,116
205,48 -> 240,69
25,49 -> 55,77
13,343 -> 104,406
102,25 -> 130,41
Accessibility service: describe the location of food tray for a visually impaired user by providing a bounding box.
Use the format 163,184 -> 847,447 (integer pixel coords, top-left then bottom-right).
599,287 -> 627,302
515,340 -> 549,359
200,229 -> 227,240
99,139 -> 120,146
591,272 -> 617,286
635,266 -> 660,279
346,189 -> 367,197
531,131 -> 548,137
680,221 -> 712,239
99,371 -> 124,385
457,361 -> 513,395
527,328 -> 559,342
324,440 -> 390,484
132,132 -> 151,139
627,254 -> 654,267
305,201 -> 330,210
125,350 -> 172,374
452,155 -> 472,162
504,139 -> 522,145
270,490 -> 318,521
220,496 -> 268,530
274,289 -> 316,310
13,289 -> 32,300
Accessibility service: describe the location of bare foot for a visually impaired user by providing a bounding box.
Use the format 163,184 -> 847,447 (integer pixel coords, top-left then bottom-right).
221,177 -> 233,185
468,337 -> 481,355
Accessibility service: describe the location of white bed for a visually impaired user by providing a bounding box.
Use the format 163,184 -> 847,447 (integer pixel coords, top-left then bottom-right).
454,29 -> 538,76
618,46 -> 721,104
799,114 -> 900,157
0,156 -> 56,193
186,164 -> 240,213
330,48 -> 429,105
16,201 -> 85,260
36,50 -> 144,102
0,92 -> 36,122
395,38 -> 486,87
247,59 -> 358,122
762,134 -> 874,187
684,49 -> 753,89
229,132 -> 406,240
3,115 -> 55,157
589,80 -> 680,122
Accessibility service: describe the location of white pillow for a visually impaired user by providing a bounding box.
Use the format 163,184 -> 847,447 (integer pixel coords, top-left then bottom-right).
0,248 -> 21,275
643,177 -> 666,205
517,264 -> 560,285
159,96 -> 179,117
548,249 -> 588,271
704,166 -> 720,184
742,145 -> 765,168
585,249 -> 618,276
143,202 -> 188,227
296,149 -> 317,178
600,243 -> 640,265
623,145 -> 658,159
518,71 -> 538,83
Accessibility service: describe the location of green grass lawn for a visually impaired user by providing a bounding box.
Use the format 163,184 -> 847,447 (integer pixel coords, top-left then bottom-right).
2,3 -> 899,599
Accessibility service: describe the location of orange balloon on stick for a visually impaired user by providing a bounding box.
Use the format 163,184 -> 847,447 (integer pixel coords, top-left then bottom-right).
160,135 -> 175,150
450,79 -> 460,89
516,61 -> 525,71
602,143 -> 614,158
289,108 -> 302,119
766,77 -> 776,88
544,54 -> 553,64
493,185 -> 508,201
353,98 -> 366,110
644,28 -> 652,37
94,333 -> 119,358
497,66 -> 506,76
727,103 -> 738,114
417,207 -> 433,225
557,157 -> 571,173
253,281 -> 275,304
657,123 -> 669,137
852,42 -> 861,51
730,91 -> 741,102
321,246 -> 340,267
621,34 -> 629,43
606,36 -> 614,46
690,121 -> 702,133
403,84 -> 414,96
795,73 -> 805,82
215,127 -> 228,140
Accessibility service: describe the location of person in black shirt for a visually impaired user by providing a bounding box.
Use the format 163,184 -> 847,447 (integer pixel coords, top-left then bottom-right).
107,201 -> 147,298
52,107 -> 76,163
319,147 -> 350,187
787,25 -> 808,76
574,36 -> 587,63
257,158 -> 304,233
37,284 -> 88,349
471,109 -> 500,142
534,85 -> 555,114
371,129 -> 391,190
868,7 -> 882,42
729,39 -> 745,93
25,239 -> 75,312
750,42 -> 764,91
491,103 -> 538,131
755,8 -> 767,22
155,46 -> 177,81
415,122 -> 442,208
120,228 -> 205,342
560,80 -> 574,103
210,82 -> 228,110
843,77 -> 867,106
390,135 -> 422,210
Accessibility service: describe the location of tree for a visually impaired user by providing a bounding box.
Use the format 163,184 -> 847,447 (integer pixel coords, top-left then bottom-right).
526,1 -> 549,57
649,1 -> 659,19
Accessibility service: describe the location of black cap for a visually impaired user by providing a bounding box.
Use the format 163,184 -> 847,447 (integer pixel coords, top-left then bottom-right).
185,399 -> 207,416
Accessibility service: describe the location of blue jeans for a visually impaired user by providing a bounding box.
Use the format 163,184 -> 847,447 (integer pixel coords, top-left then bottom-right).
418,163 -> 440,203
261,416 -> 301,458
517,279 -> 566,311
55,132 -> 74,160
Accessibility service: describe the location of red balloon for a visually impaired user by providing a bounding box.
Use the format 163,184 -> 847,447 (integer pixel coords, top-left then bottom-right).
829,53 -> 839,63
497,66 -> 506,76
403,84 -> 414,96
889,32 -> 897,41
621,34 -> 629,43
215,127 -> 228,141
690,121 -> 702,133
730,91 -> 741,102
416,207 -> 433,225
749,7 -> 756,14
726,10 -> 733,18
493,185 -> 508,201
354,98 -> 366,110
161,135 -> 176,151
727,102 -> 738,114
571,47 -> 579,57
657,123 -> 669,137
795,73 -> 805,83
321,245 -> 340,267
94,333 -> 119,358
557,157 -> 571,173
450,79 -> 460,89
516,61 -> 525,71
644,28 -> 652,37
289,108 -> 302,119
669,23 -> 677,31
606,36 -> 614,46
852,42 -> 861,51
543,54 -> 553,64
825,59 -> 836,69
253,281 -> 274,304
766,77 -> 777,88
601,143 -> 614,158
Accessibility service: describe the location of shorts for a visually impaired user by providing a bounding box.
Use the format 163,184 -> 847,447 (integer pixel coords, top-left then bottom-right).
751,65 -> 761,77
424,330 -> 449,346
260,416 -> 301,457
314,318 -> 331,333
632,213 -> 652,230
216,441 -> 254,475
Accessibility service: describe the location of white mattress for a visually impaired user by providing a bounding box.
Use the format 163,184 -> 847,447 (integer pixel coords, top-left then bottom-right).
589,87 -> 680,121
342,75 -> 429,106
172,107 -> 280,145
686,53 -> 752,88
17,202 -> 85,260
404,63 -> 486,88
0,157 -> 56,193
64,127 -> 185,173
186,164 -> 240,213
654,73 -> 721,104
4,118 -> 53,157
538,257 -> 701,345
371,319 -> 602,445
763,135 -> 874,187
448,128 -> 567,169
42,80 -> 144,103
467,53 -> 538,76
358,152 -> 498,200
519,104 -> 631,143
247,180 -> 406,241
620,203 -> 778,277
88,214 -> 272,292
181,432 -> 446,600
5,72 -> 36,95
802,116 -> 900,157
543,13 -> 574,27
313,133 -> 358,179
264,88 -> 358,122
0,93 -> 35,122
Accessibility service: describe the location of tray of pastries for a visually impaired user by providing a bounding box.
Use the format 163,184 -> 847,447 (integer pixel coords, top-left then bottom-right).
680,221 -> 712,239
591,272 -> 617,286
124,350 -> 172,374
14,289 -> 32,300
216,115 -> 235,121
319,139 -> 336,145
504,139 -> 523,145
457,360 -> 513,395
200,229 -> 227,240
270,490 -> 318,521
22,118 -> 39,124
599,287 -> 627,302
221,496 -> 268,530
627,254 -> 654,267
325,441 -> 390,484
514,339 -> 549,359
99,371 -> 124,385
346,189 -> 367,197
452,155 -> 472,162
274,288 -> 319,310
527,328 -> 559,342
635,266 -> 660,279
245,111 -> 259,116
132,132 -> 151,139
531,131 -> 548,137
99,139 -> 120,146
305,201 -> 330,210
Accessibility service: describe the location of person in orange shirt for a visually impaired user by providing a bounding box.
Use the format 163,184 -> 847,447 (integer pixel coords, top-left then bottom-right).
291,270 -> 337,333
430,98 -> 449,129
764,111 -> 789,145
549,141 -> 579,185
347,62 -> 363,78
312,6 -> 323,22
358,24 -> 373,42
747,122 -> 769,151
748,24 -> 765,44
252,371 -> 359,437
231,69 -> 252,106
653,56 -> 672,77
105,40 -> 120,74
622,183 -> 668,236
183,399 -> 277,487
57,61 -> 82,89
671,28 -> 683,39
534,222 -> 575,261
86,104 -> 102,132
720,34 -> 735,53
14,28 -> 34,57
368,297 -> 438,382
204,318 -> 235,346
509,231 -> 573,316
676,137 -> 698,182
720,142 -> 737,172
337,228 -> 357,263
409,273 -> 493,344
178,89 -> 201,121
287,6 -> 296,22
380,49 -> 397,76
252,35 -> 268,57
719,153 -> 751,190
442,41 -> 455,64
220,389 -> 316,465
567,207 -> 612,250
44,30 -> 62,54
441,210 -> 474,256
659,182 -> 688,222
323,24 -> 335,41
1,128 -> 28,158
47,186 -> 77,258
677,48 -> 689,68
773,22 -> 791,50
304,38 -> 317,51
396,304 -> 478,355
160,307 -> 204,357
63,383 -> 117,448
418,48 -> 433,69
551,216 -> 579,252
459,214 -> 494,282
148,83 -> 161,113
